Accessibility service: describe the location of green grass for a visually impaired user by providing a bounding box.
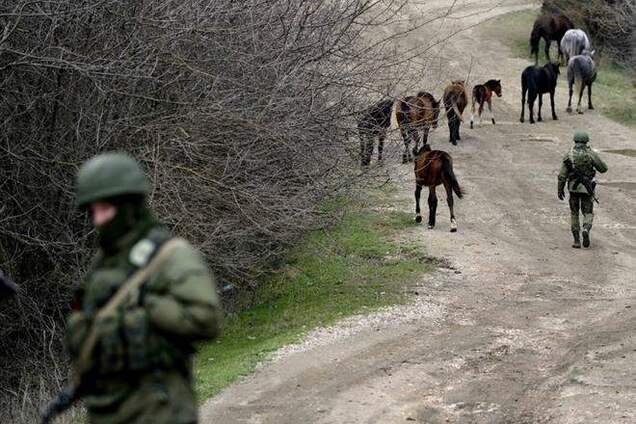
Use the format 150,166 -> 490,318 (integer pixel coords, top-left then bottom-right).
481,9 -> 636,128
194,192 -> 431,400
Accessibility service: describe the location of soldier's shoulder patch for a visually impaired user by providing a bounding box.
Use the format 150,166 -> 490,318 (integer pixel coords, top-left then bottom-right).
129,239 -> 157,267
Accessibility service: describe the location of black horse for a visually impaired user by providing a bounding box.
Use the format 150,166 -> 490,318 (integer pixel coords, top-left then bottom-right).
520,62 -> 560,124
358,99 -> 393,166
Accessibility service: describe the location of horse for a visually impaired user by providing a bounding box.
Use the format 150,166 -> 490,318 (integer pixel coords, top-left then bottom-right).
357,99 -> 394,166
470,79 -> 502,129
560,29 -> 591,64
520,62 -> 560,124
530,13 -> 574,64
413,144 -> 463,232
396,92 -> 441,163
567,50 -> 596,114
443,80 -> 468,145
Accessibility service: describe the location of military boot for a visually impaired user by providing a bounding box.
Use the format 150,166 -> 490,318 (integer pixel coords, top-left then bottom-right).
571,231 -> 581,249
582,226 -> 591,248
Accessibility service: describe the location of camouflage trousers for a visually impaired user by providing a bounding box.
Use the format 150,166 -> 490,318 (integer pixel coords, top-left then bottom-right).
569,192 -> 594,233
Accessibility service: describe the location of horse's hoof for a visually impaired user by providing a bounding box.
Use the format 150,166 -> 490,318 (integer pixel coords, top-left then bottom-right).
470,122 -> 473,129
553,116 -> 558,120
537,117 -> 542,122
520,117 -> 524,123
566,107 -> 572,113
427,225 -> 434,230
491,119 -> 496,125
530,120 -> 535,124
415,215 -> 422,223
577,110 -> 583,115
589,106 -> 594,110
450,227 -> 457,233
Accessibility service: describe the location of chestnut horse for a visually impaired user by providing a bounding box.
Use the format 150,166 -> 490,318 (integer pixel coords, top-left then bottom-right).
414,144 -> 463,232
443,81 -> 468,145
530,13 -> 574,64
396,92 -> 441,163
470,79 -> 502,129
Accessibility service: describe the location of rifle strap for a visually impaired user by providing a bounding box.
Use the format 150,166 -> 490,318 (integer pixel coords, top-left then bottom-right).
77,237 -> 188,371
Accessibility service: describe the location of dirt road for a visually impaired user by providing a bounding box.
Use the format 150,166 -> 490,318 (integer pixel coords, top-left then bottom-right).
202,1 -> 636,422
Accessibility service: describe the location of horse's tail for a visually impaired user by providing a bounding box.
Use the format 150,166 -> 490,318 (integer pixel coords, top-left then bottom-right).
441,153 -> 463,199
530,23 -> 541,57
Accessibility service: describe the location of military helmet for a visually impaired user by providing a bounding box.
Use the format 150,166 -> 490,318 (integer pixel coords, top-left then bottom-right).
76,152 -> 149,207
573,130 -> 590,144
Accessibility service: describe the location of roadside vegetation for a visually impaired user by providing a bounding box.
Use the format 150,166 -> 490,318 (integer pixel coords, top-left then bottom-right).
195,191 -> 432,399
481,9 -> 636,128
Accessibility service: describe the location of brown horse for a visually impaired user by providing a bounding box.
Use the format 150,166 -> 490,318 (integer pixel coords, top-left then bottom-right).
396,92 -> 441,163
358,99 -> 394,166
443,81 -> 468,145
413,144 -> 463,232
530,13 -> 574,64
470,79 -> 502,129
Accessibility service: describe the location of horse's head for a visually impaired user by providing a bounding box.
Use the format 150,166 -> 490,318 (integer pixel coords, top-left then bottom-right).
546,62 -> 560,76
487,79 -> 503,97
452,80 -> 465,88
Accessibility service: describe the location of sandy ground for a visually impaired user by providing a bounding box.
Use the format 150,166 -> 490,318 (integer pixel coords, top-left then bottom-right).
202,1 -> 636,423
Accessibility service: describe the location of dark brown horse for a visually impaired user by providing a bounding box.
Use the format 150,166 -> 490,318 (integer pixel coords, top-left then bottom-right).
470,79 -> 502,129
358,99 -> 394,166
396,92 -> 441,163
443,80 -> 468,145
530,13 -> 574,64
413,144 -> 463,232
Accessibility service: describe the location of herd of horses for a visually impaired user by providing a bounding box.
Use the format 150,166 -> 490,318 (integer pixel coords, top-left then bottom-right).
358,11 -> 598,233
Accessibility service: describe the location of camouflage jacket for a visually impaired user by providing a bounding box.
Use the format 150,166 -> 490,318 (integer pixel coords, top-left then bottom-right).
66,221 -> 222,424
558,143 -> 608,194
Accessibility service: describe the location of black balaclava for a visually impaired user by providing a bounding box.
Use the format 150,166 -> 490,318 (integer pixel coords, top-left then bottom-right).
94,195 -> 155,253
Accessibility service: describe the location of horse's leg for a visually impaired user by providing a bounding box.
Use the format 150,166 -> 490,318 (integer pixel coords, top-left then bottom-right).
528,91 -> 536,124
520,86 -> 526,123
478,102 -> 484,126
415,184 -> 422,223
544,38 -> 551,63
359,131 -> 370,166
399,124 -> 410,164
550,90 -> 558,120
487,99 -> 495,125
537,93 -> 543,122
443,179 -> 457,232
567,81 -> 574,113
588,83 -> 594,110
577,83 -> 585,114
470,99 -> 476,129
412,128 -> 422,158
448,112 -> 455,145
427,186 -> 438,229
377,129 -> 386,162
420,127 -> 430,152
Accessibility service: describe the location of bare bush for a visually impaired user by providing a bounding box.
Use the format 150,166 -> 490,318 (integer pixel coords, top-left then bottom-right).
0,0 -> 454,420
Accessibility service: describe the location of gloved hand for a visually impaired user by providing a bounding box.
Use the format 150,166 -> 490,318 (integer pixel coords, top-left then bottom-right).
557,181 -> 566,201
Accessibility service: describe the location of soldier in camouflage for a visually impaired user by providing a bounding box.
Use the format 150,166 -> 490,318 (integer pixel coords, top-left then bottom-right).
558,131 -> 608,248
66,152 -> 223,423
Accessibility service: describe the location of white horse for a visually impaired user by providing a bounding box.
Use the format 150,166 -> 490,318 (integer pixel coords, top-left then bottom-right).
567,50 -> 596,114
560,29 -> 591,64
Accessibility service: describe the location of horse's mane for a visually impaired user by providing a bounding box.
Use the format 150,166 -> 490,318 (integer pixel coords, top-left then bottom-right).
484,79 -> 500,88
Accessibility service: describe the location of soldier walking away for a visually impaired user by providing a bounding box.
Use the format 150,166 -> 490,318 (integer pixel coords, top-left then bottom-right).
558,131 -> 608,248
42,152 -> 223,424
0,269 -> 18,299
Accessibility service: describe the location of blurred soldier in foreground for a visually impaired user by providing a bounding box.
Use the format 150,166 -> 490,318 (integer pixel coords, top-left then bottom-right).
558,131 -> 608,248
43,152 -> 222,423
0,270 -> 17,299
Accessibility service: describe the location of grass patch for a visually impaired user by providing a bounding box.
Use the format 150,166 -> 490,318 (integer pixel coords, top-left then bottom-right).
194,192 -> 430,400
481,9 -> 636,128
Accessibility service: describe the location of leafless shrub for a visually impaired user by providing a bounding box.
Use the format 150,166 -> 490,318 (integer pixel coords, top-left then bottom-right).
0,0 -> 464,420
